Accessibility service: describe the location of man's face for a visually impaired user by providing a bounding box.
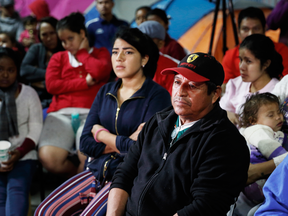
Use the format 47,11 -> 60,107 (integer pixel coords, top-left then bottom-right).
171,74 -> 219,122
96,0 -> 114,17
238,18 -> 264,41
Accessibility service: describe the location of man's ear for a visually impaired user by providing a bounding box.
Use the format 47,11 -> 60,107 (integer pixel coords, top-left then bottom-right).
212,86 -> 222,104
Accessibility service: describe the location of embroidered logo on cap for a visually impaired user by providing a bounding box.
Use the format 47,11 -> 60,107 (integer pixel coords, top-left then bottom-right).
187,54 -> 199,63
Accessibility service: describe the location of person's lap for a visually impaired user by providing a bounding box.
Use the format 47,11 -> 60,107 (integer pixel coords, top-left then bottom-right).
35,170 -> 96,216
35,169 -> 111,216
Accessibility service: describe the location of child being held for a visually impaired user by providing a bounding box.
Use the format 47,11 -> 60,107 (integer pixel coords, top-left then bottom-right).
239,92 -> 288,204
19,16 -> 39,51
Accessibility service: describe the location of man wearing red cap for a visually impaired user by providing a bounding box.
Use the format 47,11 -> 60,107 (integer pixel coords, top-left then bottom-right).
107,53 -> 250,216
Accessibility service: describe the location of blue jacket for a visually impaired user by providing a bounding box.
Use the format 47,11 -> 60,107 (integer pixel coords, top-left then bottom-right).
255,154 -> 288,216
80,78 -> 171,178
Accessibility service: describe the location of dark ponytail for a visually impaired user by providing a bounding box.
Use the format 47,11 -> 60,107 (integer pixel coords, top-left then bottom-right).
240,34 -> 283,79
56,12 -> 87,36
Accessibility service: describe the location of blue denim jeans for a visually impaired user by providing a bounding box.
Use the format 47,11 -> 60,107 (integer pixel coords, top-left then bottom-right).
0,159 -> 37,216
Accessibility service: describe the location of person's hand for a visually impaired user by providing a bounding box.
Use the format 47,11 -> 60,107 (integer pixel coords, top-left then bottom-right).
247,162 -> 275,185
129,123 -> 145,141
86,73 -> 96,86
227,111 -> 240,126
79,37 -> 90,52
0,150 -> 21,172
91,124 -> 105,140
247,163 -> 260,185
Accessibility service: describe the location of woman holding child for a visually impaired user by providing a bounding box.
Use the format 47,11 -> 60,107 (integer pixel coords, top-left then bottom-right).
220,34 -> 283,126
221,34 -> 286,216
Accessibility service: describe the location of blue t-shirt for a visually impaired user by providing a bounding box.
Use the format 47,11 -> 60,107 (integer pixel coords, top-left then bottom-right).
86,15 -> 128,54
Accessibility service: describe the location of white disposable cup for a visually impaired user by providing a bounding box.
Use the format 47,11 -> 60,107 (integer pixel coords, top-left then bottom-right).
0,141 -> 11,167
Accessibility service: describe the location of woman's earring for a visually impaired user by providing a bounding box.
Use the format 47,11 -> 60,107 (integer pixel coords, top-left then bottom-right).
142,65 -> 145,67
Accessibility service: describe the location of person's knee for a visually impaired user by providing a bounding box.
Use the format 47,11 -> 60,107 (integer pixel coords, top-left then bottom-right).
38,146 -> 68,172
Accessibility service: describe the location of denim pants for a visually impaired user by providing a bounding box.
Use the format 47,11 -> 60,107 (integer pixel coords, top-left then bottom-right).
0,159 -> 37,216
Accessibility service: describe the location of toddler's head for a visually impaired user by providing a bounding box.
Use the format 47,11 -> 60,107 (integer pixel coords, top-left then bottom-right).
23,15 -> 38,32
0,32 -> 15,48
240,93 -> 284,132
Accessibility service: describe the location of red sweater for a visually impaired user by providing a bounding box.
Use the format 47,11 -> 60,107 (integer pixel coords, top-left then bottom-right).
222,42 -> 288,83
154,53 -> 179,95
46,47 -> 112,112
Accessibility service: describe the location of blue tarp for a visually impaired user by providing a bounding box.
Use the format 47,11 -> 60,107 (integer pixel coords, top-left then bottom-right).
130,0 -> 216,40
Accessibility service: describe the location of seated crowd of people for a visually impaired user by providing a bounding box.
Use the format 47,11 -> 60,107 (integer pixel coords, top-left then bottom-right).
0,0 -> 288,215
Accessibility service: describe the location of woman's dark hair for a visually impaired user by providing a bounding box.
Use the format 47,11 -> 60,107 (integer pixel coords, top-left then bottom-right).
56,12 -> 86,36
0,47 -> 21,78
239,92 -> 280,128
240,34 -> 283,79
22,15 -> 37,26
38,16 -> 63,52
114,26 -> 159,79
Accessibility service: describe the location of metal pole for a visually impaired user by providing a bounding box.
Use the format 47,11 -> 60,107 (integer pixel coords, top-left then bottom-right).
208,0 -> 220,55
222,0 -> 227,55
228,0 -> 239,46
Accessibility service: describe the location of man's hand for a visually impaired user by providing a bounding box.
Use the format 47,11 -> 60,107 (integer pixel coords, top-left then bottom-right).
0,150 -> 21,172
129,123 -> 145,141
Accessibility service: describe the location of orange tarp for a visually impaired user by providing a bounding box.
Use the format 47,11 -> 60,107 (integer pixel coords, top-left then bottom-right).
178,9 -> 280,63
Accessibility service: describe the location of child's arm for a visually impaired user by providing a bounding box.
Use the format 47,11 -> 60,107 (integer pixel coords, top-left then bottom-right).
244,125 -> 287,166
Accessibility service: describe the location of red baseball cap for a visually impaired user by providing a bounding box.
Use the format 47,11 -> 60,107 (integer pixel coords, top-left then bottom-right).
161,52 -> 224,86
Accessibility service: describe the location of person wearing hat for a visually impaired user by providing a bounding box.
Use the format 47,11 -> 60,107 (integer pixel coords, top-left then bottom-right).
107,53 -> 250,216
0,0 -> 24,40
138,20 -> 179,95
146,8 -> 186,61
